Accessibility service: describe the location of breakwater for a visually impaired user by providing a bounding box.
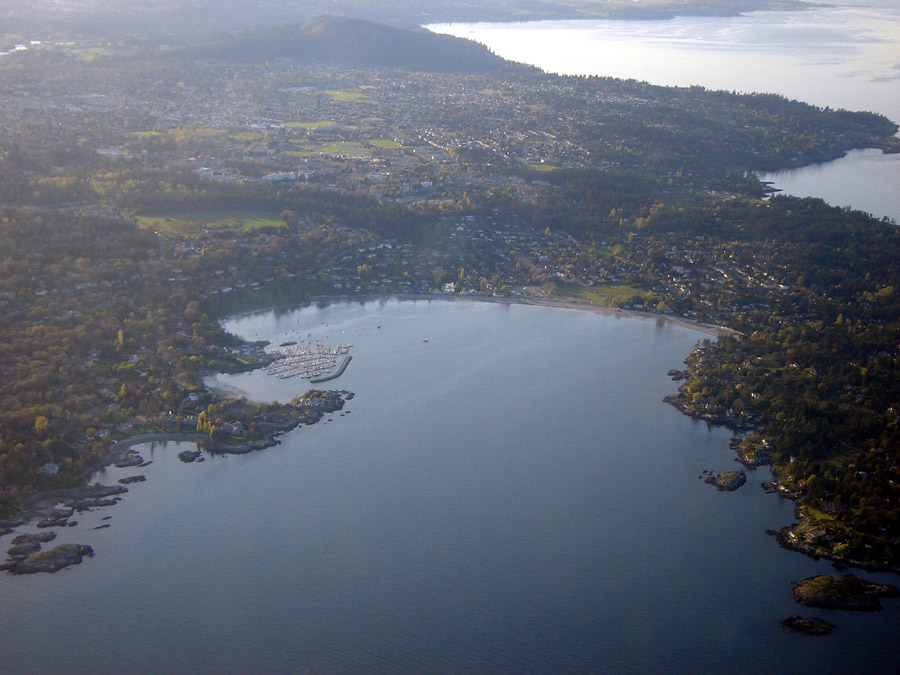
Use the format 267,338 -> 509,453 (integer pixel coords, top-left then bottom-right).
310,355 -> 352,383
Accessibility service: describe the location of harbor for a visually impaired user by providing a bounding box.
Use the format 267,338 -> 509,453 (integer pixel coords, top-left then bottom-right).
265,341 -> 351,380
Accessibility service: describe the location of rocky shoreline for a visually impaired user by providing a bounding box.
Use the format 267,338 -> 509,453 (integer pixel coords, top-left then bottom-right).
1,529 -> 95,575
662,354 -> 900,577
2,539 -> 94,575
702,469 -> 746,492
781,615 -> 836,636
1,389 -> 354,574
662,393 -> 755,431
791,574 -> 899,612
771,525 -> 898,575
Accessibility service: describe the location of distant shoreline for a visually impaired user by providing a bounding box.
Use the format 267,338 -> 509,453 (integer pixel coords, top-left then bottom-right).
298,292 -> 738,338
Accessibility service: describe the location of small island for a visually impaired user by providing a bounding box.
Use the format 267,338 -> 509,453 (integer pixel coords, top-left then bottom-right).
2,532 -> 94,575
791,574 -> 899,611
704,470 -> 747,492
780,615 -> 836,636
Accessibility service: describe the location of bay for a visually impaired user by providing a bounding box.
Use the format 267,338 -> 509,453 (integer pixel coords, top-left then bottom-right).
2,299 -> 899,673
428,3 -> 900,222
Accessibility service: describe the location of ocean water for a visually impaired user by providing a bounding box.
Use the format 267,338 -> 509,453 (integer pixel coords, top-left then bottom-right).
3,299 -> 899,673
429,3 -> 900,222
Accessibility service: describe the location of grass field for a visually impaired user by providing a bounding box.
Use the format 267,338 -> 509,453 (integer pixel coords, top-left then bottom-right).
369,139 -> 401,150
136,210 -> 286,236
282,120 -> 335,130
557,282 -> 649,306
325,89 -> 374,103
315,142 -> 371,157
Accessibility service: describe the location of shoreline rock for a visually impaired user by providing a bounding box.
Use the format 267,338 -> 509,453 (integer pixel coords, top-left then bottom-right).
781,615 -> 835,636
178,449 -> 203,463
3,391 -> 355,576
114,451 -> 144,468
662,394 -> 755,431
704,470 -> 746,492
21,484 -> 128,529
772,524 -> 897,574
290,389 -> 354,423
1,543 -> 94,575
791,574 -> 899,611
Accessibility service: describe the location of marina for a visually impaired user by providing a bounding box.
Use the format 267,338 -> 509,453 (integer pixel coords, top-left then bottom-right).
264,341 -> 351,380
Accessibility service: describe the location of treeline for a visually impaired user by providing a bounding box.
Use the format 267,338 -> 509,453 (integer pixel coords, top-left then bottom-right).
0,207 -> 302,505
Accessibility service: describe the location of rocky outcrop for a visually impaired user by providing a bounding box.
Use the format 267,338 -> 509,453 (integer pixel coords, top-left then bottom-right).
703,470 -> 746,491
36,508 -> 74,528
6,531 -> 56,559
114,451 -> 145,468
781,615 -> 835,636
289,390 -> 354,424
1,543 -> 94,574
71,497 -> 120,512
20,484 -> 128,530
663,394 -> 755,431
178,449 -> 203,463
792,574 -> 899,611
208,439 -> 279,455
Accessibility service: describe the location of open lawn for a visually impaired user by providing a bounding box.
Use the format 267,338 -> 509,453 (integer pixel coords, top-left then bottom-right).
315,142 -> 371,157
369,139 -> 401,149
136,210 -> 286,236
282,120 -> 335,130
557,281 -> 649,306
325,89 -> 374,103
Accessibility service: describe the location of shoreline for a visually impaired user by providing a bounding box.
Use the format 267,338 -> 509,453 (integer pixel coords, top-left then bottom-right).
285,291 -> 739,338
0,291 -> 764,576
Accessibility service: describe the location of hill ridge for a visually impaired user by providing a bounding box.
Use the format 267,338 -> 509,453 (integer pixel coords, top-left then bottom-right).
192,15 -> 514,74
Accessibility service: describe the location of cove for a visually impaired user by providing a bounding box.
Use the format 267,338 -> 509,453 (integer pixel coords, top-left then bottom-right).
758,148 -> 900,223
2,299 -> 899,673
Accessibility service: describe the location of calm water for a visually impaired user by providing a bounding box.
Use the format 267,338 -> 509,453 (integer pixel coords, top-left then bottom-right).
758,148 -> 900,222
3,299 -> 899,673
429,3 -> 900,222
